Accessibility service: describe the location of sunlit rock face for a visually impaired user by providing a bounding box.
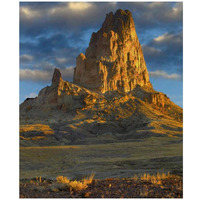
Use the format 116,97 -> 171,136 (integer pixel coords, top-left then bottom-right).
74,9 -> 152,93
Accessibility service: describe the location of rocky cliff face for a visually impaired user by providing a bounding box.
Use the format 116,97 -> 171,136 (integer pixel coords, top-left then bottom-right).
73,9 -> 152,93
20,68 -> 105,113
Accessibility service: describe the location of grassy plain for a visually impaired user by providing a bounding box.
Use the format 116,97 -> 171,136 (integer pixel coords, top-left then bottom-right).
20,136 -> 182,180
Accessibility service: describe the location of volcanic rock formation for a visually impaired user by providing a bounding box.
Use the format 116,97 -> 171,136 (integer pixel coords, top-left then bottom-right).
73,9 -> 151,93
20,9 -> 183,146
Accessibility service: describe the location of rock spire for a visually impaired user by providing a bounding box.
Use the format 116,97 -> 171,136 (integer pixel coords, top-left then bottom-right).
73,9 -> 152,93
52,68 -> 63,84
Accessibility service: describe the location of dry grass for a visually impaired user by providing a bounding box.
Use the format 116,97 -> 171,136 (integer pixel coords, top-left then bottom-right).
20,135 -> 46,141
36,176 -> 42,183
20,173 -> 182,198
20,124 -> 54,135
20,145 -> 79,150
82,173 -> 95,185
56,174 -> 95,191
28,176 -> 45,186
20,138 -> 182,180
56,176 -> 70,184
132,172 -> 175,185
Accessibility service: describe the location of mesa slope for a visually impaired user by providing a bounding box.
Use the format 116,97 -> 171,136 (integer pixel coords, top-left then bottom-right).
20,70 -> 182,146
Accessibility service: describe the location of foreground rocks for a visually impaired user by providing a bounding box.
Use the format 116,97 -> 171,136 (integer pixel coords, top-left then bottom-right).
20,175 -> 182,198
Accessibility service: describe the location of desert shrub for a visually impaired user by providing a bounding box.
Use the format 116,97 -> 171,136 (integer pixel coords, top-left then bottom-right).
68,180 -> 88,190
56,176 -> 70,184
82,173 -> 95,185
56,174 -> 94,191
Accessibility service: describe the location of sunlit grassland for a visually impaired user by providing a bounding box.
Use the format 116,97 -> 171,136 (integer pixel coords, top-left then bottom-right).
20,136 -> 182,180
20,146 -> 80,150
20,124 -> 54,135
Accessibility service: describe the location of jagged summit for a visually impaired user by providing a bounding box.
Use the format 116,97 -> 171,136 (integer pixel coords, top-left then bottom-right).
73,9 -> 151,93
101,9 -> 135,37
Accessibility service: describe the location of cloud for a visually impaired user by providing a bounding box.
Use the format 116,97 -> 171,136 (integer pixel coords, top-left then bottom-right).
68,2 -> 92,11
20,66 -> 74,82
142,31 -> 183,74
20,69 -> 52,82
149,70 -> 182,80
133,2 -> 183,26
153,32 -> 182,47
154,33 -> 174,42
142,45 -> 161,57
34,61 -> 56,70
25,92 -> 37,99
20,6 -> 42,19
20,54 -> 34,63
55,57 -> 69,65
61,66 -> 74,81
20,2 -> 182,40
20,33 -> 83,70
20,2 -> 105,37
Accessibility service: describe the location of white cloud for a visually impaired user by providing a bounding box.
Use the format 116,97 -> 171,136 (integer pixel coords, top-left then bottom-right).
68,2 -> 92,11
148,2 -> 164,9
55,57 -> 69,64
142,45 -> 161,55
169,2 -> 183,20
153,32 -> 182,44
20,54 -> 34,63
154,33 -> 173,42
20,67 -> 75,82
20,69 -> 52,82
60,66 -> 74,80
25,92 -> 37,99
149,70 -> 181,80
48,2 -> 93,16
35,61 -> 56,70
20,6 -> 41,19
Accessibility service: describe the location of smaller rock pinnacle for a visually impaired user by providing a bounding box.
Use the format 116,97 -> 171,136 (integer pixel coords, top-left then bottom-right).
52,68 -> 62,84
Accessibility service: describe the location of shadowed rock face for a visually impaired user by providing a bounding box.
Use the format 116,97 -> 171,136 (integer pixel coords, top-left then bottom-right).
52,68 -> 62,84
73,9 -> 152,93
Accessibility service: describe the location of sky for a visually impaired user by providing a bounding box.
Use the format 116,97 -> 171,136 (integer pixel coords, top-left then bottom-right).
19,2 -> 183,107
